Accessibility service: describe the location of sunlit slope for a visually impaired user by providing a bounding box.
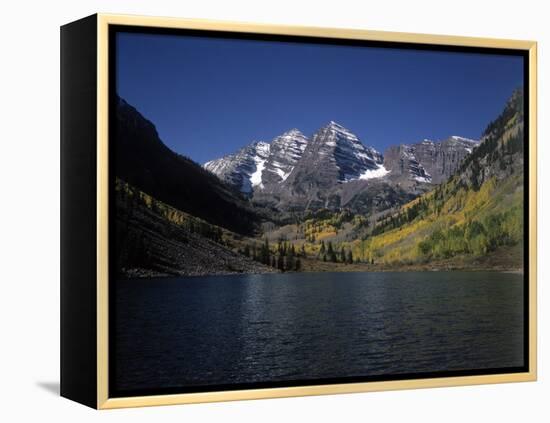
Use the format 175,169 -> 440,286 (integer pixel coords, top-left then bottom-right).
348,89 -> 525,268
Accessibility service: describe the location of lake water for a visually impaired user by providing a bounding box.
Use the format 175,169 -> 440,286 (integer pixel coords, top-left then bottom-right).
113,271 -> 524,395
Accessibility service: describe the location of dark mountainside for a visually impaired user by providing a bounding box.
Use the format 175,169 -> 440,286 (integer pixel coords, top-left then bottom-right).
115,96 -> 263,236
114,180 -> 275,277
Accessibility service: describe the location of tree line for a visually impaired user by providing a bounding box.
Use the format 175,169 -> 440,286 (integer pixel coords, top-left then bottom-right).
241,239 -> 302,272
241,238 -> 357,271
318,240 -> 354,264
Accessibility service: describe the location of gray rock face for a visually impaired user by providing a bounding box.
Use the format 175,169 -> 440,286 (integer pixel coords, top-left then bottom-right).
384,136 -> 478,186
384,144 -> 432,185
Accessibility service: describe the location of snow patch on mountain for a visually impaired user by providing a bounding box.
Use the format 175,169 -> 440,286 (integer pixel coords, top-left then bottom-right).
358,164 -> 390,180
320,121 -> 385,182
450,135 -> 479,144
270,166 -> 291,181
414,174 -> 432,183
250,157 -> 266,188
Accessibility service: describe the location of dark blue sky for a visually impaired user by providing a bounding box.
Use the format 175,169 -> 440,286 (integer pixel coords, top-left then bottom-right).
116,32 -> 523,164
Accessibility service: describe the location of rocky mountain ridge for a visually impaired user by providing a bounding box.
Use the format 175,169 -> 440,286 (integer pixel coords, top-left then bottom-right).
205,121 -> 478,214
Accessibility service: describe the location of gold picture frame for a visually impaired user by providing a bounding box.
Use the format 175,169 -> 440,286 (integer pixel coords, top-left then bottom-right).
61,13 -> 537,409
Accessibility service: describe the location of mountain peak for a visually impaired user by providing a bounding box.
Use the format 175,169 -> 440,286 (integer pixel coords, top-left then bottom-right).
326,120 -> 347,129
282,128 -> 305,137
274,129 -> 308,143
321,121 -> 362,145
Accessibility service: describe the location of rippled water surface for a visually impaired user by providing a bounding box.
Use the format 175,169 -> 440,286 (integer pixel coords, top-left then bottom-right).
113,272 -> 524,394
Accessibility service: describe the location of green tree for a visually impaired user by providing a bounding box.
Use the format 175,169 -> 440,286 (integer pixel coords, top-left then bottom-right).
327,242 -> 337,262
418,239 -> 432,256
260,238 -> 270,265
277,254 -> 285,271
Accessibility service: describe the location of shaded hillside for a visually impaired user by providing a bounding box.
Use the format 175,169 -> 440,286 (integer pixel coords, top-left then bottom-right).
115,180 -> 276,277
115,96 -> 262,235
346,89 -> 525,268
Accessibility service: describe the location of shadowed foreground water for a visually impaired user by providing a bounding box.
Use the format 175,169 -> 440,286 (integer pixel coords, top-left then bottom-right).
113,271 -> 524,394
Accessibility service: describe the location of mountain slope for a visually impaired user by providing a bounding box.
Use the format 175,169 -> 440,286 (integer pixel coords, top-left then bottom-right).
348,89 -> 524,267
115,96 -> 263,235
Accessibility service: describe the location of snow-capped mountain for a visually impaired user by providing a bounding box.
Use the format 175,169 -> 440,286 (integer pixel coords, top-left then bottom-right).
204,121 -> 477,214
204,121 -> 387,194
267,121 -> 392,212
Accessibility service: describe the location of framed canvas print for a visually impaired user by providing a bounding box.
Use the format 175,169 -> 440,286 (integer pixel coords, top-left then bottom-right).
60,14 -> 537,409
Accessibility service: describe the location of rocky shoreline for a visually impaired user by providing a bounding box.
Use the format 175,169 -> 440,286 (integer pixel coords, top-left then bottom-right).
120,264 -> 277,279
